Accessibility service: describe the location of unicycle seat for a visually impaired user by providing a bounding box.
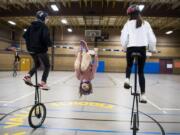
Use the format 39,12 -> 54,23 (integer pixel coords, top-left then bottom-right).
131,52 -> 142,58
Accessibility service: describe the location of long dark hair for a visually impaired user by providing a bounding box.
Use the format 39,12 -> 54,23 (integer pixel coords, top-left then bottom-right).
79,82 -> 92,97
129,13 -> 143,28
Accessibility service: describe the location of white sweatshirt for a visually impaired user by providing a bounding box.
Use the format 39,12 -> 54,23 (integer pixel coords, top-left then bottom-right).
120,20 -> 157,51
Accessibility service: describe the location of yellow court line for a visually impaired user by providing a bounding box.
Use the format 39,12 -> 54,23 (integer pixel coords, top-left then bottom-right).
49,101 -> 114,109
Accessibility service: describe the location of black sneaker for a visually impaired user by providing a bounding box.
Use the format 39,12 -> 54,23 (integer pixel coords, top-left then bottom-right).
124,78 -> 131,89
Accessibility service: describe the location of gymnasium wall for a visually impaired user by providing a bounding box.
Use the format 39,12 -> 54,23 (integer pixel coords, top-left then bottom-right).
0,27 -> 11,49
0,26 -> 24,71
51,28 -> 180,73
0,27 -> 180,73
0,27 -> 11,70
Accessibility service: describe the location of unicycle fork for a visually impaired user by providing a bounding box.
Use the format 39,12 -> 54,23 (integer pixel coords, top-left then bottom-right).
130,53 -> 141,135
27,54 -> 47,129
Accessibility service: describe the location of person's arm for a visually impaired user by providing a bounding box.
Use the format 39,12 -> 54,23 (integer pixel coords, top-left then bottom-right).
120,22 -> 129,51
91,53 -> 98,74
17,54 -> 20,62
23,26 -> 30,46
42,26 -> 52,47
75,69 -> 81,80
74,52 -> 82,80
146,21 -> 157,52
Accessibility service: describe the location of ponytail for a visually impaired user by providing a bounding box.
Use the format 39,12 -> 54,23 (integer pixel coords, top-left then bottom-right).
136,15 -> 143,28
129,13 -> 143,28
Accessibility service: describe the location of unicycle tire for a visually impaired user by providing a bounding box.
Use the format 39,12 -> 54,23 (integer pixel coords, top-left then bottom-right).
13,71 -> 17,77
132,113 -> 139,135
28,103 -> 46,128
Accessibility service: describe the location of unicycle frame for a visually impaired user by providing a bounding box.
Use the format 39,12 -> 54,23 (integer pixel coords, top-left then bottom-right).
130,54 -> 140,135
28,53 -> 46,129
13,61 -> 18,77
34,69 -> 41,105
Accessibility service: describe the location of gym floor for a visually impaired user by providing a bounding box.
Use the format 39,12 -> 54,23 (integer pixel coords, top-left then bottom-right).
0,71 -> 180,135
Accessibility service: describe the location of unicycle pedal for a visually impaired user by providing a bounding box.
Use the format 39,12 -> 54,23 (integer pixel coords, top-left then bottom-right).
24,80 -> 33,86
37,83 -> 50,91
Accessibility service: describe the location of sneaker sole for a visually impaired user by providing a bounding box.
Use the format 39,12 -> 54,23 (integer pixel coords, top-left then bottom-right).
39,86 -> 49,91
140,100 -> 147,104
124,83 -> 131,89
23,79 -> 33,86
40,88 -> 49,91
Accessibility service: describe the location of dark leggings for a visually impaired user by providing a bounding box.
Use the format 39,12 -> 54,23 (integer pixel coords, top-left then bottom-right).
126,47 -> 146,94
29,53 -> 50,83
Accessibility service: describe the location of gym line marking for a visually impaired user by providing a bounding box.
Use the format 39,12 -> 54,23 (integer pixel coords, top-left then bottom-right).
4,131 -> 26,135
146,98 -> 180,112
0,76 -> 66,104
0,92 -> 34,104
49,101 -> 114,109
3,111 -> 28,129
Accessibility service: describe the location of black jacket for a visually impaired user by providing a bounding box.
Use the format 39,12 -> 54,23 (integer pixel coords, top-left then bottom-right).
23,21 -> 52,53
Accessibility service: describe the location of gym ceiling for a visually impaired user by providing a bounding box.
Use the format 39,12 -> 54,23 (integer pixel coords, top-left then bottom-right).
0,0 -> 179,30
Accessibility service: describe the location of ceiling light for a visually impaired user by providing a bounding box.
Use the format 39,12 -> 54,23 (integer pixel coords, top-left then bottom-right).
61,19 -> 68,24
8,21 -> 16,26
165,31 -> 173,35
138,5 -> 145,11
67,28 -> 72,32
23,29 -> 27,32
51,4 -> 59,11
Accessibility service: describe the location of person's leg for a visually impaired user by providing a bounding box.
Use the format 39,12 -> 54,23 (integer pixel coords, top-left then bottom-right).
126,48 -> 134,78
81,52 -> 92,72
74,52 -> 82,71
28,54 -> 41,77
23,54 -> 40,85
137,47 -> 147,103
137,48 -> 146,94
124,48 -> 134,89
80,40 -> 89,52
38,53 -> 50,83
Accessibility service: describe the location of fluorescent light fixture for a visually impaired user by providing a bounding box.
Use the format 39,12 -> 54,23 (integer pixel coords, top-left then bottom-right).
51,4 -> 59,11
67,28 -> 72,32
165,30 -> 173,35
138,5 -> 145,11
23,29 -> 27,32
8,20 -> 16,26
61,19 -> 68,24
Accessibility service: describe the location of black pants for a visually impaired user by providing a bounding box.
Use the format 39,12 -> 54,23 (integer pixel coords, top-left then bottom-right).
28,53 -> 50,83
126,47 -> 146,94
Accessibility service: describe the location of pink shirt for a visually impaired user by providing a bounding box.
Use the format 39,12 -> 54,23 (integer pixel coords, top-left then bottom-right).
75,55 -> 98,81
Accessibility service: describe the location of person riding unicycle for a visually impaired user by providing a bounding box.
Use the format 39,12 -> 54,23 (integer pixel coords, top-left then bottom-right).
23,10 -> 52,90
120,5 -> 157,103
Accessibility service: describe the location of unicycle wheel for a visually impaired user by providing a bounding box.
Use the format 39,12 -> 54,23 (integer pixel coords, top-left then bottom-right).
132,113 -> 139,135
28,103 -> 46,128
13,71 -> 17,77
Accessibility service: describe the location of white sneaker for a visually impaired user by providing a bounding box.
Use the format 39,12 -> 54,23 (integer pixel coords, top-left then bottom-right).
124,78 -> 131,89
39,83 -> 50,91
140,93 -> 147,103
23,74 -> 33,86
